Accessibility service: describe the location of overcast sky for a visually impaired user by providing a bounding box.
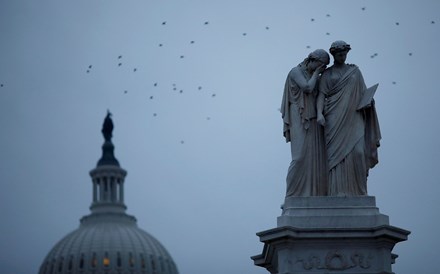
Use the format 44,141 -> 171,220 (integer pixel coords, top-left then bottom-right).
1,1 -> 439,274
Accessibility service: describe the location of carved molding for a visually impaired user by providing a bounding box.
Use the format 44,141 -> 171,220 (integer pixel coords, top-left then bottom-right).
296,250 -> 373,270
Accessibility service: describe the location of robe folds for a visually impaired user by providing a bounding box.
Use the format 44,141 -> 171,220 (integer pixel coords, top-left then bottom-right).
319,64 -> 381,196
281,65 -> 328,197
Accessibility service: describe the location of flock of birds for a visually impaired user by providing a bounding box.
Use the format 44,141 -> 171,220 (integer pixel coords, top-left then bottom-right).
3,5 -> 436,144
77,6 -> 436,143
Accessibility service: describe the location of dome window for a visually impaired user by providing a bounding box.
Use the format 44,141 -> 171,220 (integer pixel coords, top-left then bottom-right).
117,252 -> 122,267
68,256 -> 73,271
140,253 -> 146,269
79,254 -> 84,269
129,252 -> 135,267
150,255 -> 157,274
103,252 -> 110,267
91,253 -> 97,268
58,257 -> 64,272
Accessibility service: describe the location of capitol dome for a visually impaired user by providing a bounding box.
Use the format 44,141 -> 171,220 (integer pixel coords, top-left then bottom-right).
39,112 -> 179,274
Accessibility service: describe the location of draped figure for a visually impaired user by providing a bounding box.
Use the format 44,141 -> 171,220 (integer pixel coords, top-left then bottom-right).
317,41 -> 381,196
281,49 -> 329,197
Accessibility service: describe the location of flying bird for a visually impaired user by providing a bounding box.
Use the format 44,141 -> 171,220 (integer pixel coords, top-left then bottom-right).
118,55 -> 122,59
118,63 -> 122,66
311,18 -> 315,22
88,65 -> 92,69
154,83 -> 158,87
204,21 -> 209,25
124,90 -> 128,94
133,68 -> 137,72
162,21 -> 166,25
150,96 -> 153,99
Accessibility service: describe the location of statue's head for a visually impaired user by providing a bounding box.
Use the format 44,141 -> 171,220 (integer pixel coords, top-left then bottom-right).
329,40 -> 351,55
308,49 -> 330,65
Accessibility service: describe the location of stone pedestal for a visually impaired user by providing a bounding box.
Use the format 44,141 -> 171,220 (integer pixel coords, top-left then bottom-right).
252,196 -> 410,274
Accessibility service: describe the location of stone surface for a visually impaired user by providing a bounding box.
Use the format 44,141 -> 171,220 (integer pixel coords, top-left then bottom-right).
252,197 -> 410,274
278,196 -> 389,228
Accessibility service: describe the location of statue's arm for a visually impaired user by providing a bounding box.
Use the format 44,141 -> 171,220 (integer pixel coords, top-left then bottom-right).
316,76 -> 326,126
291,67 -> 321,94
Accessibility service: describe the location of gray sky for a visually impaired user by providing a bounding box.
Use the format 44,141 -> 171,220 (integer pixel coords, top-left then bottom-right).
1,1 -> 439,273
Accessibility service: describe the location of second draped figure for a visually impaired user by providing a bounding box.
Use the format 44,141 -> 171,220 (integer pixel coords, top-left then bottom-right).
281,41 -> 381,197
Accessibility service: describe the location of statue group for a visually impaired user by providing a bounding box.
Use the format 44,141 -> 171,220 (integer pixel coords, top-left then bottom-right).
281,40 -> 381,197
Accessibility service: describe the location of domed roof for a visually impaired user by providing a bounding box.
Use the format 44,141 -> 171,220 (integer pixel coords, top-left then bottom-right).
39,213 -> 178,274
39,113 -> 178,274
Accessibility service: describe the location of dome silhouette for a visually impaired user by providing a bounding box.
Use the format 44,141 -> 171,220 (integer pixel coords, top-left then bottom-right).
39,112 -> 178,274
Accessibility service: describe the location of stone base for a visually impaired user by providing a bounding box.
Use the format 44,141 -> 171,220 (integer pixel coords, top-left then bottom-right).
252,196 -> 410,274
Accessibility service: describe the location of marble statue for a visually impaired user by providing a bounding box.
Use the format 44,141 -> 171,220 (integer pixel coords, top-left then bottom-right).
317,41 -> 381,196
281,49 -> 330,197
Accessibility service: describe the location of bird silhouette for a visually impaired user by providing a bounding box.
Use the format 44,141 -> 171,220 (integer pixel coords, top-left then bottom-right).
118,63 -> 122,66
118,55 -> 122,59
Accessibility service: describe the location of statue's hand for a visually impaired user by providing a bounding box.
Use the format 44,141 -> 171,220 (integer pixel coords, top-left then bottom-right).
317,64 -> 326,74
317,113 -> 326,126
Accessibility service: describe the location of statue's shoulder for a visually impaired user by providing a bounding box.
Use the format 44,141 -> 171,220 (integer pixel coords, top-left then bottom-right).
287,66 -> 303,78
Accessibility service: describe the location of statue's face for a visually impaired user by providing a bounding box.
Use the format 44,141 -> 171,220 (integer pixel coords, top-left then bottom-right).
308,59 -> 326,72
333,50 -> 348,64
